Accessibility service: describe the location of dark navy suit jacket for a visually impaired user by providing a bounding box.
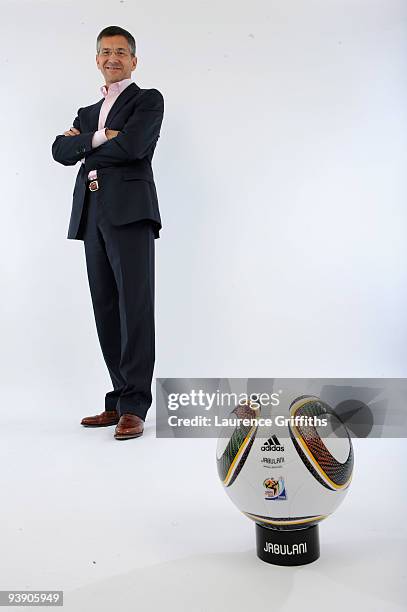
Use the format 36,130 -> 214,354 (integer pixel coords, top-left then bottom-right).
51,82 -> 164,239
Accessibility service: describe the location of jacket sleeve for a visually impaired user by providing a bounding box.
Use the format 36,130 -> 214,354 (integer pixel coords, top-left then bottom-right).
51,108 -> 95,166
83,89 -> 164,172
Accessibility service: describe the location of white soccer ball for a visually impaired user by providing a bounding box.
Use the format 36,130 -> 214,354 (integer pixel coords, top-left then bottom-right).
216,394 -> 354,531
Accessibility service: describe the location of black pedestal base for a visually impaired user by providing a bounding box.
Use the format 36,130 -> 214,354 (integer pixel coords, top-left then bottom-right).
255,523 -> 320,566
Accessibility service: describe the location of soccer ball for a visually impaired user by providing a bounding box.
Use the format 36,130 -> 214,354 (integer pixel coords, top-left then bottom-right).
216,394 -> 354,563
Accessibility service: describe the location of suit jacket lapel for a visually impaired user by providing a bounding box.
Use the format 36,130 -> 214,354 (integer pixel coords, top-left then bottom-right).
86,82 -> 140,131
88,99 -> 104,131
105,82 -> 140,127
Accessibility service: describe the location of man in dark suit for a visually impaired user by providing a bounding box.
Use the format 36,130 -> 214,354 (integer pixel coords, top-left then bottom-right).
52,25 -> 164,440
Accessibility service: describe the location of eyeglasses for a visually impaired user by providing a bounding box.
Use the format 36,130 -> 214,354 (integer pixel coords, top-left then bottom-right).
99,49 -> 130,57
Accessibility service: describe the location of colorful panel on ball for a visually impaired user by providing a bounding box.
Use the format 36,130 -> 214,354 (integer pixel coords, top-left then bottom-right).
217,422 -> 258,487
289,396 -> 353,490
243,511 -> 327,530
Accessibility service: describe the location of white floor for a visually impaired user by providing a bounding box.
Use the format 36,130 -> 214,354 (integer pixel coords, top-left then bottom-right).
0,397 -> 405,612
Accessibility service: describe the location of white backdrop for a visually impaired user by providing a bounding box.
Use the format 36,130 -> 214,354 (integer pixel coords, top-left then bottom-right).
1,0 -> 406,400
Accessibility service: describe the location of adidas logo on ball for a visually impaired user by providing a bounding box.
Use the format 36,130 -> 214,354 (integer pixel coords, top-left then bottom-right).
261,435 -> 284,452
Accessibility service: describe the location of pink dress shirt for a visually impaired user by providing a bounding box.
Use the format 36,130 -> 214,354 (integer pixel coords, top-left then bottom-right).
83,77 -> 133,181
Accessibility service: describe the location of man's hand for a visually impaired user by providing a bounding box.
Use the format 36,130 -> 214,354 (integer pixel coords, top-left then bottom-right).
63,127 -> 81,136
62,127 -> 119,139
106,129 -> 120,140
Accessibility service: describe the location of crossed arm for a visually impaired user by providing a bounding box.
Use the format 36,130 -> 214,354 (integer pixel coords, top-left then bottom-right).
51,88 -> 164,169
64,127 -> 119,139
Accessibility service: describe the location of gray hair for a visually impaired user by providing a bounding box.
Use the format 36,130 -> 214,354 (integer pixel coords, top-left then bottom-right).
96,25 -> 136,56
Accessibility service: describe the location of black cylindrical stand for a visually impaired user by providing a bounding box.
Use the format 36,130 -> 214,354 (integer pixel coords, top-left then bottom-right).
255,523 -> 320,566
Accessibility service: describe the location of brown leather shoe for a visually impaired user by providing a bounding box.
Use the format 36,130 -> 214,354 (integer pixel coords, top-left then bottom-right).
114,414 -> 144,440
81,410 -> 120,427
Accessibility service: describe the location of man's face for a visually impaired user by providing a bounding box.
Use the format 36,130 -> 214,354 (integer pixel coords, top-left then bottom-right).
96,35 -> 137,85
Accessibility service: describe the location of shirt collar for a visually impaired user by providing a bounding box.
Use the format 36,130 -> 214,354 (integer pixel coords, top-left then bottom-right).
100,77 -> 133,98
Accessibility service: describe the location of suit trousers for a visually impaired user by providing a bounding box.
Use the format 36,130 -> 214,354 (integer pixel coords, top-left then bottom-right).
79,185 -> 155,421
